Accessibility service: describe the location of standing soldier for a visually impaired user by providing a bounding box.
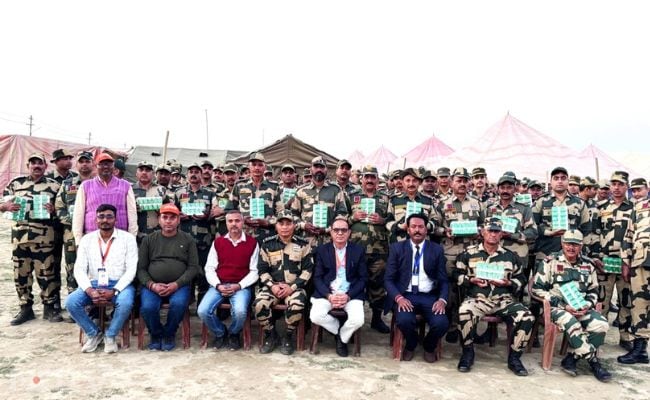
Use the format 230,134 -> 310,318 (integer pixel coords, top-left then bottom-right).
277,164 -> 299,213
597,181 -> 611,202
435,167 -> 485,342
301,167 -> 312,186
55,151 -> 95,298
630,178 -> 649,202
568,175 -> 581,196
210,163 -> 237,238
420,170 -> 438,198
591,171 -> 634,350
617,192 -> 650,364
349,165 -> 391,333
291,156 -> 348,247
200,160 -> 224,192
334,159 -> 359,196
212,164 -> 225,186
528,180 -> 545,202
387,170 -> 403,196
385,168 -> 437,243
254,210 -> 313,355
1,153 -> 62,324
435,167 -> 452,201
132,161 -> 172,245
170,166 -> 184,191
578,176 -> 600,259
469,167 -> 493,204
155,164 -> 172,189
230,153 -> 280,241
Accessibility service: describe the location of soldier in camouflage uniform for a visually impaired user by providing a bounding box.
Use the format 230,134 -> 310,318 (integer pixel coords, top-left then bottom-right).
301,167 -> 312,186
469,167 -> 495,204
455,218 -> 533,376
277,164 -> 299,213
200,159 -> 225,193
230,153 -> 280,241
334,159 -> 360,197
532,166 -> 591,261
210,163 -> 237,238
174,163 -> 215,302
597,180 -> 610,202
568,175 -> 581,196
169,165 -> 184,191
132,161 -> 174,245
578,176 -> 600,259
532,230 -> 612,382
54,151 -> 95,295
155,163 -> 172,189
591,171 -> 634,349
387,170 -> 403,197
385,168 -> 438,244
254,210 -> 313,355
630,178 -> 649,202
1,153 -> 62,324
618,196 -> 650,364
435,167 -> 452,201
528,180 -> 544,202
290,156 -> 349,247
349,165 -> 391,333
420,170 -> 438,198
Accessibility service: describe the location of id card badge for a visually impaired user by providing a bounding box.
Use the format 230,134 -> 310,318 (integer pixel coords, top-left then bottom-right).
411,273 -> 419,288
98,268 -> 109,287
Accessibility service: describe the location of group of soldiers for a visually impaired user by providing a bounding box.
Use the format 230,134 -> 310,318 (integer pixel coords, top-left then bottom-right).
1,148 -> 649,378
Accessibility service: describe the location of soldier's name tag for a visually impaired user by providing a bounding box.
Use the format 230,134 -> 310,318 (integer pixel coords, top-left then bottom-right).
600,210 -> 613,218
97,268 -> 109,287
268,250 -> 283,264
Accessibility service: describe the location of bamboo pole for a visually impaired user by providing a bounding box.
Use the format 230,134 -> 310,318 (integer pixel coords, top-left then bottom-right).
162,130 -> 170,164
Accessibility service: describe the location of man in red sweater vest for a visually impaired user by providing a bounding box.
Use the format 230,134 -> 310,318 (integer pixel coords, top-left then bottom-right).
197,210 -> 259,350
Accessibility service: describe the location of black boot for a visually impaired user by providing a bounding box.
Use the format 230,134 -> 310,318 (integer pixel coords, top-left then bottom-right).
259,329 -> 278,354
43,304 -> 63,323
619,339 -> 634,352
445,329 -> 459,344
457,345 -> 475,372
10,305 -> 35,326
588,357 -> 612,382
280,331 -> 295,355
335,334 -> 349,357
560,353 -> 578,377
370,309 -> 390,334
507,351 -> 528,376
617,338 -> 649,364
474,328 -> 493,345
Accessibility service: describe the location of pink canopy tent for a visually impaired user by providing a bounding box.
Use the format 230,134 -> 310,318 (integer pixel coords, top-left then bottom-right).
346,150 -> 366,169
364,145 -> 398,173
578,144 -> 644,182
403,134 -> 454,168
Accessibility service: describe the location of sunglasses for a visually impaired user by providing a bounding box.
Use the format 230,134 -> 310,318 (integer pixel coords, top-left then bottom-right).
332,228 -> 349,234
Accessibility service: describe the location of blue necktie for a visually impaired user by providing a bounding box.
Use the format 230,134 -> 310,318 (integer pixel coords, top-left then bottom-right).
412,245 -> 420,294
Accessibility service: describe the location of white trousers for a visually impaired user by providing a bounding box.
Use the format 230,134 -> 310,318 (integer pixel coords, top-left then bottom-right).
309,298 -> 364,343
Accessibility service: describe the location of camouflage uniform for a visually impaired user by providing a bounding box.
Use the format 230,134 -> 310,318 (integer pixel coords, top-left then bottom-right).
435,195 -> 485,272
592,198 -> 634,341
211,185 -> 233,238
626,198 -> 650,340
276,184 -> 299,213
349,188 -> 390,309
485,198 -> 538,271
230,178 -> 281,241
532,193 -> 591,259
253,234 -> 313,332
290,181 -> 349,247
582,197 -> 600,258
132,182 -> 173,244
2,175 -> 61,307
54,175 -> 84,292
174,185 -> 215,264
532,251 -> 608,359
455,244 -> 534,352
386,192 -> 439,243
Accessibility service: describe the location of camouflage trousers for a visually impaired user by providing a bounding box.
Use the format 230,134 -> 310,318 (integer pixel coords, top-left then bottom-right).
366,254 -> 387,310
630,267 -> 650,339
253,287 -> 306,333
13,242 -> 60,307
597,272 -> 632,341
62,227 -> 78,293
551,308 -> 608,359
459,295 -> 534,352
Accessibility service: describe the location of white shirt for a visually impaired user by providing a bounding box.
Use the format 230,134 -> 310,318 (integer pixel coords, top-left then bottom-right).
73,228 -> 138,292
407,239 -> 434,293
204,232 -> 259,289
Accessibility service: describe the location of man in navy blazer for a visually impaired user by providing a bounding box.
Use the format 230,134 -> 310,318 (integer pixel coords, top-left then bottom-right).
310,216 -> 368,357
385,213 -> 449,362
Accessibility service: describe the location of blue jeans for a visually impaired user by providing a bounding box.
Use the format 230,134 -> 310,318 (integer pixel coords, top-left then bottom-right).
65,280 -> 135,338
197,286 -> 251,337
140,285 -> 191,339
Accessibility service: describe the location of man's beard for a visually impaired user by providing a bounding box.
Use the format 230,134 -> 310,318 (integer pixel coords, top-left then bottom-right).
313,172 -> 326,182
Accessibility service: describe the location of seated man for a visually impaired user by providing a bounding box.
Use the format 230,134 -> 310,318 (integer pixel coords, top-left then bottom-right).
532,230 -> 611,382
138,203 -> 198,351
454,217 -> 534,376
384,213 -> 449,362
198,210 -> 259,350
310,216 -> 368,357
254,210 -> 313,355
66,204 -> 137,353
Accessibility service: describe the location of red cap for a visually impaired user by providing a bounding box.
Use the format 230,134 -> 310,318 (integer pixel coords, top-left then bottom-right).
97,153 -> 115,163
159,203 -> 180,215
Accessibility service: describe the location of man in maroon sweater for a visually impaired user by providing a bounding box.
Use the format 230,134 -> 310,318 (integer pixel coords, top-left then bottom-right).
197,210 -> 259,350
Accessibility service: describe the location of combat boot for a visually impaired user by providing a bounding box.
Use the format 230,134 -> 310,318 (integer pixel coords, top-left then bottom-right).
507,351 -> 528,376
560,353 -> 577,377
43,304 -> 63,323
617,338 -> 649,364
370,308 -> 390,334
259,329 -> 278,354
10,305 -> 35,326
457,345 -> 474,372
588,357 -> 612,382
280,331 -> 295,355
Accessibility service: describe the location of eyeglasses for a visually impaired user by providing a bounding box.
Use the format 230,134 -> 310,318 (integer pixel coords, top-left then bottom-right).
97,214 -> 115,220
332,228 -> 349,234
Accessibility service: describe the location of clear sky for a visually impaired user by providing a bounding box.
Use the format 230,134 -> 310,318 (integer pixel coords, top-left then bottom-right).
1,1 -> 648,160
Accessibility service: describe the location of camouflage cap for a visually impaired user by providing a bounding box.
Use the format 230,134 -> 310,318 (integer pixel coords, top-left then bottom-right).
503,171 -> 517,179
452,167 -> 470,179
497,175 -> 516,186
265,165 -> 273,173
528,180 -> 543,189
561,229 -> 583,244
421,170 -> 436,179
113,159 -> 126,172
630,177 -> 648,189
520,177 -> 530,187
77,151 -> 94,161
484,217 -> 503,231
50,148 -> 74,162
580,176 -> 598,187
302,167 -> 312,176
137,161 -> 155,170
569,175 -> 581,185
281,164 -> 295,172
436,167 -> 451,177
390,170 -> 402,180
336,159 -> 352,168
186,162 -> 202,170
240,165 -> 250,172
361,165 -> 378,176
27,152 -> 47,163
400,167 -> 421,180
471,167 -> 487,177
222,163 -> 238,173
311,156 -> 326,167
276,209 -> 295,223
551,166 -> 568,176
610,170 -> 629,184
599,179 -> 610,190
249,152 -> 265,162
200,159 -> 214,168
214,164 -> 223,172
156,163 -> 171,173
170,166 -> 182,175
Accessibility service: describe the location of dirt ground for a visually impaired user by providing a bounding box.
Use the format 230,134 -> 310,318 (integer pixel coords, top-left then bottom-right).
0,218 -> 648,400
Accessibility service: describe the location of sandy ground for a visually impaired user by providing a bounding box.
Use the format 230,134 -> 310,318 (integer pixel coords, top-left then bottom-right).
0,218 -> 648,400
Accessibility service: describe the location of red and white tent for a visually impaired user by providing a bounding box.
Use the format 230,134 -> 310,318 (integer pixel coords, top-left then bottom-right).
346,150 -> 366,169
364,145 -> 398,173
578,144 -> 644,182
403,134 -> 454,168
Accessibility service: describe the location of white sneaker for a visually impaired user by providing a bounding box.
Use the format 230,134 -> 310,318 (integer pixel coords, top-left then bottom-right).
82,332 -> 104,353
104,336 -> 118,353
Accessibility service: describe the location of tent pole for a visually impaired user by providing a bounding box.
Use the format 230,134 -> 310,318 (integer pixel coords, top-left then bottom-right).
595,157 -> 600,182
162,130 -> 170,164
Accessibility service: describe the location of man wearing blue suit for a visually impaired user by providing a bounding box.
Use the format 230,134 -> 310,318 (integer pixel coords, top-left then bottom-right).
385,213 -> 449,362
310,216 -> 368,357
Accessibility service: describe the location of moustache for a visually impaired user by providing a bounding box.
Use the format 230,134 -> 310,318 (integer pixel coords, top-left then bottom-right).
313,172 -> 326,182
